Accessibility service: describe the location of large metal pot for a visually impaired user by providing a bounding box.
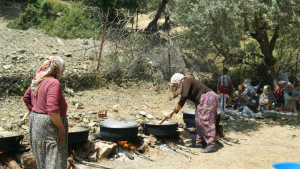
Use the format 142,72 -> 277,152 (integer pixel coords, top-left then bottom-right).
182,109 -> 196,128
100,120 -> 138,141
0,131 -> 24,152
68,126 -> 91,144
142,120 -> 178,136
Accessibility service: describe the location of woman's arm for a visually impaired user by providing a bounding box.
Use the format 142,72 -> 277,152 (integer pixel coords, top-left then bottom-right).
23,86 -> 33,112
49,113 -> 66,144
46,80 -> 66,144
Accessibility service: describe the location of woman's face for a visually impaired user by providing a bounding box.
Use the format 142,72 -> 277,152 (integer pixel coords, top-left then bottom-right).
266,87 -> 271,92
238,85 -> 243,91
286,85 -> 292,92
170,83 -> 178,93
279,84 -> 285,89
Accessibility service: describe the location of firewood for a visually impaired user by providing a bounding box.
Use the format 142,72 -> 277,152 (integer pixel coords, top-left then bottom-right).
0,154 -> 21,169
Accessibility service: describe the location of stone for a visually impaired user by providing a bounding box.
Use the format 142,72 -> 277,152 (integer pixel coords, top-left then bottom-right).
179,130 -> 192,145
112,104 -> 119,112
75,103 -> 84,109
82,140 -> 91,158
137,143 -> 149,153
146,113 -> 154,119
95,141 -> 117,159
88,122 -> 97,127
140,111 -> 147,116
21,125 -> 29,131
17,49 -> 26,53
3,64 -> 13,69
64,53 -> 72,57
21,152 -> 37,169
88,150 -> 98,162
6,123 -> 12,129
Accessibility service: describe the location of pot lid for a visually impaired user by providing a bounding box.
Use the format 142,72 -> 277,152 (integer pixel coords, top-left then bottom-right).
142,120 -> 178,125
182,109 -> 195,115
0,131 -> 23,138
100,120 -> 138,128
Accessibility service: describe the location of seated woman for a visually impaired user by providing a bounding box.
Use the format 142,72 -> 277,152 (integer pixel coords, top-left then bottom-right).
282,83 -> 300,112
259,85 -> 276,109
274,81 -> 286,106
233,84 -> 250,110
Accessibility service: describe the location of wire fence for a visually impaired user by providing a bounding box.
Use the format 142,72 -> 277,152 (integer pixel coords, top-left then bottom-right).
0,4 -> 199,96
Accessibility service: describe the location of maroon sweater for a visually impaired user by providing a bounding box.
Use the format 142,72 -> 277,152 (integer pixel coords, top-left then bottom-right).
23,77 -> 67,116
178,77 -> 211,107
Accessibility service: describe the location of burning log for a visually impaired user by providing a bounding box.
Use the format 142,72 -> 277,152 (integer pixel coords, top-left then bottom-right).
123,150 -> 134,160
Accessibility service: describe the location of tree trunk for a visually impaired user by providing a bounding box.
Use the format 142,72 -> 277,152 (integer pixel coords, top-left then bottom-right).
145,0 -> 168,34
257,63 -> 278,90
243,11 -> 280,89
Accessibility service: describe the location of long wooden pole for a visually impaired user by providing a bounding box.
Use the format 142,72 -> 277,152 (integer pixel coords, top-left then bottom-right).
97,8 -> 110,71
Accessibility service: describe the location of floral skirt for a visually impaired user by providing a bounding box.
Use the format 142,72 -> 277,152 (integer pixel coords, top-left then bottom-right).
195,91 -> 218,148
29,112 -> 68,169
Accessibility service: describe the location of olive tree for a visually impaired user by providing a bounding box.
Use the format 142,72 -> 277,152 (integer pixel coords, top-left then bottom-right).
173,0 -> 300,88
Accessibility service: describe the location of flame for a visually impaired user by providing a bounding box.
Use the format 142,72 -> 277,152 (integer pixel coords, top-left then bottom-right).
118,141 -> 136,150
0,151 -> 4,154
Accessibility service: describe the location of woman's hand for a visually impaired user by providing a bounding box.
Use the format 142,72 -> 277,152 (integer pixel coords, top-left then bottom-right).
57,127 -> 66,144
167,112 -> 175,119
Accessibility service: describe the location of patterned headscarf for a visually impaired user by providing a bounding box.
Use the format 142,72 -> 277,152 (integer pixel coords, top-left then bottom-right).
278,81 -> 287,86
31,56 -> 65,96
171,73 -> 184,84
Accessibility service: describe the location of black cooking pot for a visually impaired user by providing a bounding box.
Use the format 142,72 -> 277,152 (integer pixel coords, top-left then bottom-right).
68,126 -> 91,144
182,109 -> 196,128
100,120 -> 138,141
0,131 -> 24,152
142,120 -> 178,136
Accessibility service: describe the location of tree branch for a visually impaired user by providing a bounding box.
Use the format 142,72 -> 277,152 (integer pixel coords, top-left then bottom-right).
249,52 -> 264,58
269,24 -> 280,53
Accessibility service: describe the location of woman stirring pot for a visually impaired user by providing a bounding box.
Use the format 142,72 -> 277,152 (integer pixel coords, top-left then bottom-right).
167,73 -> 218,153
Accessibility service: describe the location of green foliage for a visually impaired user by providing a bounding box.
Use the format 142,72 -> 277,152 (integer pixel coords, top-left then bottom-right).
7,4 -> 40,29
129,33 -> 148,45
7,0 -> 103,39
20,79 -> 32,93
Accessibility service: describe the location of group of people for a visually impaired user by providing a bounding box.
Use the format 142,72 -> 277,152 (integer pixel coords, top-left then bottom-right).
22,56 -> 299,168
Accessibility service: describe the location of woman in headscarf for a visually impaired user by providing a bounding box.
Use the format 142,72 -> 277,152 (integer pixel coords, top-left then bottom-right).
23,56 -> 68,169
281,83 -> 299,112
167,73 -> 218,153
259,85 -> 276,109
274,81 -> 287,106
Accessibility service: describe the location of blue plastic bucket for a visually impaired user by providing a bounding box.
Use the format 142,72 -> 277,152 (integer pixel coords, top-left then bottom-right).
272,162 -> 300,169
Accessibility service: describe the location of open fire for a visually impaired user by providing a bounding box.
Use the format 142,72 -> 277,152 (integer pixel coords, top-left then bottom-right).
118,141 -> 136,150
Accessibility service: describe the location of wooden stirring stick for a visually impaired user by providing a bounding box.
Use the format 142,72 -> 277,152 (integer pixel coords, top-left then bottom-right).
158,116 -> 169,125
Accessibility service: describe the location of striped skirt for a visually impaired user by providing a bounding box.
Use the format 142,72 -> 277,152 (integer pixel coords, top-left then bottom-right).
29,112 -> 68,169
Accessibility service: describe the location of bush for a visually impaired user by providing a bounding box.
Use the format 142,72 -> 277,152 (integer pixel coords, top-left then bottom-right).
7,1 -> 103,39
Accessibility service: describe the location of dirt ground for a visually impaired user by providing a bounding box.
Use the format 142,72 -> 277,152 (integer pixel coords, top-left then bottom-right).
0,2 -> 299,169
2,85 -> 299,169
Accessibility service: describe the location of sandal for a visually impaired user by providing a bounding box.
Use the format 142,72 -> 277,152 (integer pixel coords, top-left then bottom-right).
201,147 -> 216,153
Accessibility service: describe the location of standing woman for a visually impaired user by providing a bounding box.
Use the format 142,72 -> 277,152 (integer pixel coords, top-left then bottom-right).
168,73 -> 218,153
23,56 -> 68,169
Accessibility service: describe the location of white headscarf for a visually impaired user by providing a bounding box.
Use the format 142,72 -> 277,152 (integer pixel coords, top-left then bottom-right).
171,73 -> 184,84
263,85 -> 271,94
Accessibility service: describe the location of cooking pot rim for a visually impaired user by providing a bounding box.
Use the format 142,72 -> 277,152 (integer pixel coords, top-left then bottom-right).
100,120 -> 139,128
68,126 -> 91,133
0,131 -> 23,138
182,109 -> 195,115
142,120 -> 178,126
